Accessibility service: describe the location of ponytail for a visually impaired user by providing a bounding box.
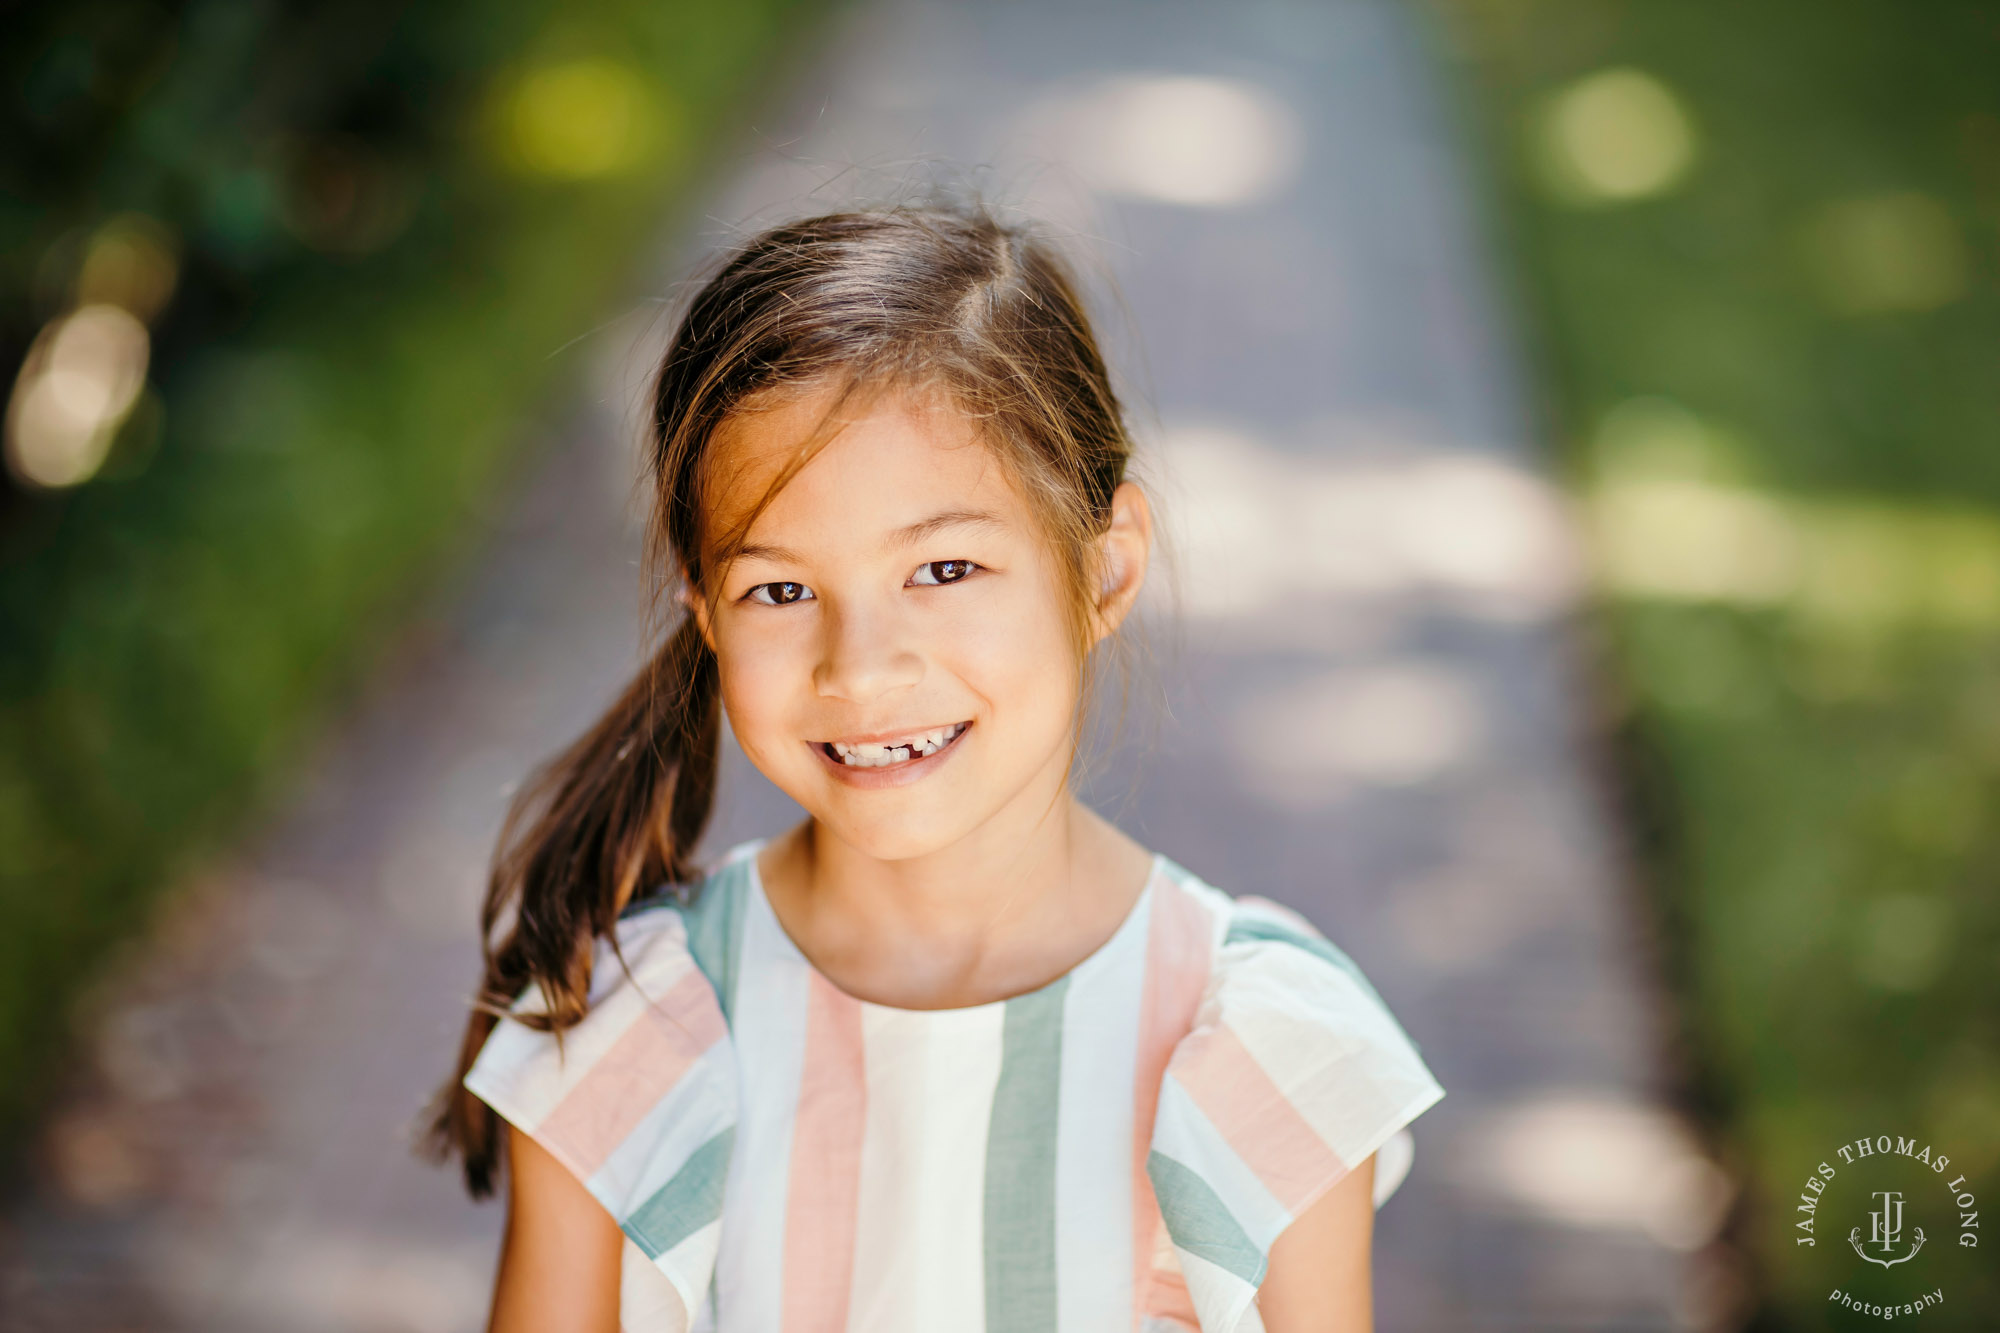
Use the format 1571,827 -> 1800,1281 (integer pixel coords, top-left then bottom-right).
415,612 -> 719,1199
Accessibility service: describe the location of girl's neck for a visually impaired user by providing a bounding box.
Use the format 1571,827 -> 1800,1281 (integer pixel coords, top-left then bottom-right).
755,797 -> 1154,1011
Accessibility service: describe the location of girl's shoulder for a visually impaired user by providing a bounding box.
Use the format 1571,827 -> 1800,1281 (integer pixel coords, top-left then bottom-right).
1143,855 -> 1446,1330
1148,854 -> 1444,1146
1148,852 -> 1419,1032
613,837 -> 762,1021
472,837 -> 763,1099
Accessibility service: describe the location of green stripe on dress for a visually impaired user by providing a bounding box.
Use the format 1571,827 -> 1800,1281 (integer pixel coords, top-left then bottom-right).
678,855 -> 750,1021
1224,914 -> 1388,1011
623,1126 -> 736,1261
983,976 -> 1068,1333
1145,1149 -> 1267,1284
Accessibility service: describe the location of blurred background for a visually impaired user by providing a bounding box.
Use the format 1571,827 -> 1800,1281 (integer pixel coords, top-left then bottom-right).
1,0 -> 1994,1330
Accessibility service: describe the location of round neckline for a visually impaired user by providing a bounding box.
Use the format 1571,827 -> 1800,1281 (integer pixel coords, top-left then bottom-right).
739,837 -> 1163,1017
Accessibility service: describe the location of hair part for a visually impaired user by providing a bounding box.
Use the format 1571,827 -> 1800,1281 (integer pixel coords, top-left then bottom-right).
416,193 -> 1169,1199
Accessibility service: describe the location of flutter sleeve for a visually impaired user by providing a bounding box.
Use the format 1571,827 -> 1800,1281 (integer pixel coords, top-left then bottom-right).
1146,894 -> 1444,1333
463,903 -> 738,1332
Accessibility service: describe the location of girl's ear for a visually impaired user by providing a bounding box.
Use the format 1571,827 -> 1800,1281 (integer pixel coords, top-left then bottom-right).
1092,481 -> 1152,644
678,577 -> 718,653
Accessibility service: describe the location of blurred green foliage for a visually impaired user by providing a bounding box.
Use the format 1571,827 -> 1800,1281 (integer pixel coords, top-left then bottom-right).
0,0 -> 821,1142
1425,0 -> 1999,1327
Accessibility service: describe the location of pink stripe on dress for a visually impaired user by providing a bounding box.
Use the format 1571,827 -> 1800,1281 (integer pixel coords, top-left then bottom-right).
537,966 -> 728,1177
1169,1021 -> 1347,1213
1131,877 -> 1216,1329
782,971 -> 869,1332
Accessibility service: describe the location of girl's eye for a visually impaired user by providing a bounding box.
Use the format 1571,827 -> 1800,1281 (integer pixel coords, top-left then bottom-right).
746,581 -> 814,606
911,559 -> 980,586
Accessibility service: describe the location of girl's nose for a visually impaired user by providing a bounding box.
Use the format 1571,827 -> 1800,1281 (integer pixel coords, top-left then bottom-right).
812,601 -> 925,703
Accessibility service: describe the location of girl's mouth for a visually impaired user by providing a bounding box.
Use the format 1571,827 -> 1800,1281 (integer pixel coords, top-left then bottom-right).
816,720 -> 971,769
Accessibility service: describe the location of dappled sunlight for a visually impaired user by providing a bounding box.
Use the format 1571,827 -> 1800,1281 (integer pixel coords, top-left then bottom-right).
1584,394 -> 2000,630
1453,1093 -> 1735,1252
1588,475 -> 2000,630
1008,74 -> 1303,208
1587,475 -> 1802,604
1141,419 -> 1583,626
1226,657 -> 1488,805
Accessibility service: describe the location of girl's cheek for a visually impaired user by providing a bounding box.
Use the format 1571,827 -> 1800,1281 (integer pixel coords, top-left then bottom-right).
945,584 -> 1075,708
714,625 -> 808,737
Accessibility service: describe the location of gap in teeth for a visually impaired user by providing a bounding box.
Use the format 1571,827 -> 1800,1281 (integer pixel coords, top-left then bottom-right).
831,721 -> 965,767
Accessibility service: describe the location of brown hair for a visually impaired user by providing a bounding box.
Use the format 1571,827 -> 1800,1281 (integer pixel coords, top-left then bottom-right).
415,193 -> 1172,1199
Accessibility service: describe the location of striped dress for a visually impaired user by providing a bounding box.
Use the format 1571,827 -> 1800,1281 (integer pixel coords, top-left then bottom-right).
464,837 -> 1443,1333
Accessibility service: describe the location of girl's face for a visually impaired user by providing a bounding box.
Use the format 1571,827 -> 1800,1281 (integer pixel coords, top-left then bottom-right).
688,381 -> 1134,862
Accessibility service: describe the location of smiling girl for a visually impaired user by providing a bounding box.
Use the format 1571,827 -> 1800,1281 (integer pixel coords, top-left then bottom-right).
421,202 -> 1442,1333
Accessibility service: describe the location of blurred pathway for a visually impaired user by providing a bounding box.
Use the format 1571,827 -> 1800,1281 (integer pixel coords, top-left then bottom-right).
2,0 -> 1714,1329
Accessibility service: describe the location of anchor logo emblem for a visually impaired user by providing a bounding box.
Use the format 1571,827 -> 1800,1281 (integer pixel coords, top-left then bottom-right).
1849,1190 -> 1925,1268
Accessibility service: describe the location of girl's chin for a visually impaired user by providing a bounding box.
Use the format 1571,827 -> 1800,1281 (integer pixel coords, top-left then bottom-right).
787,793 -> 992,861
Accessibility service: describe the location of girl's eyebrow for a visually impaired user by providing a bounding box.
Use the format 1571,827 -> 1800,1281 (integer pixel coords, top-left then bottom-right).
732,507 -> 1009,565
891,507 -> 1009,546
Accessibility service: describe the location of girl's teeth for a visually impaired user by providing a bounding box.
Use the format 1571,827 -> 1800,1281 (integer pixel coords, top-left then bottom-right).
831,722 -> 964,767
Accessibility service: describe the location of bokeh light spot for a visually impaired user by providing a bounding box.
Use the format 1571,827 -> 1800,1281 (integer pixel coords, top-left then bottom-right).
1800,191 -> 1969,315
278,137 -> 419,254
1592,395 -> 1754,485
497,59 -> 668,179
1854,893 -> 1951,993
1588,477 -> 1801,605
5,303 -> 152,489
1535,68 -> 1697,204
76,214 -> 180,323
